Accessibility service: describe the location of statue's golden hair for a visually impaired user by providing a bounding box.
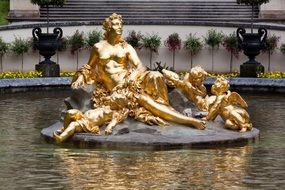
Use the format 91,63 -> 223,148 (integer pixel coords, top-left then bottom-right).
211,77 -> 230,95
102,13 -> 124,41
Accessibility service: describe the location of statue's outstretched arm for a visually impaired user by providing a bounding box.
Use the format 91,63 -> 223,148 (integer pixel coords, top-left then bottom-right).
162,69 -> 185,88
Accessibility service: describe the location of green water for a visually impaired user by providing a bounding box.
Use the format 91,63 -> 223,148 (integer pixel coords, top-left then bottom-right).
0,91 -> 284,189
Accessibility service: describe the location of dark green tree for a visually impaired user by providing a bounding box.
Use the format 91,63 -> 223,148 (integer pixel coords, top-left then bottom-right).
125,30 -> 143,50
0,37 -> 8,72
204,29 -> 224,72
142,33 -> 161,70
184,33 -> 203,68
68,30 -> 85,70
280,43 -> 285,55
222,32 -> 241,72
85,30 -> 103,49
262,34 -> 280,72
10,37 -> 31,72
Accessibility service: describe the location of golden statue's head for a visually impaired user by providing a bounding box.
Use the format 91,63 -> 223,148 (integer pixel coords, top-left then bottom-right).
187,65 -> 207,85
103,13 -> 123,39
211,77 -> 229,95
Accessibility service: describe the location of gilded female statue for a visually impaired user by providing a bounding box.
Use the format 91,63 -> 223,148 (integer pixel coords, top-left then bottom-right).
61,13 -> 205,141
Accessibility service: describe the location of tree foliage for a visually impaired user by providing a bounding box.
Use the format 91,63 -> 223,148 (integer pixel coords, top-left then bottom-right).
10,37 -> 30,55
222,32 -> 240,58
142,33 -> 161,53
125,30 -> 143,50
58,37 -> 68,52
204,29 -> 224,48
164,33 -> 181,52
262,34 -> 280,55
280,44 -> 285,55
85,30 -> 103,49
68,30 -> 85,54
0,37 -> 8,55
184,33 -> 203,56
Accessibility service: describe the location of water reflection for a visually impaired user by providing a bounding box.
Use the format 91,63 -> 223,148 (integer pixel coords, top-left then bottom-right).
0,91 -> 284,189
52,146 -> 252,190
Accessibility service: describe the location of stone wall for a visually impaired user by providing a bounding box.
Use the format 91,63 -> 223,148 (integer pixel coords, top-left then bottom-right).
1,24 -> 285,73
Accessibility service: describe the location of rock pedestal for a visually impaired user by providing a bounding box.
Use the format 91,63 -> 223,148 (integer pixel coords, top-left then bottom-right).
41,119 -> 259,150
43,84 -> 259,149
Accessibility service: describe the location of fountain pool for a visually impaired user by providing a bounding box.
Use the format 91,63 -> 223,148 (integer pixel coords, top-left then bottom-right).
0,90 -> 284,189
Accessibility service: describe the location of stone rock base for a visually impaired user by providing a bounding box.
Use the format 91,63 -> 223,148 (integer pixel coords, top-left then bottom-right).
41,118 -> 260,150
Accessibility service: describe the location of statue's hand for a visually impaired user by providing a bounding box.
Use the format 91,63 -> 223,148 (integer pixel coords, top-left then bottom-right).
162,69 -> 179,82
105,128 -> 113,135
71,75 -> 85,89
146,116 -> 167,126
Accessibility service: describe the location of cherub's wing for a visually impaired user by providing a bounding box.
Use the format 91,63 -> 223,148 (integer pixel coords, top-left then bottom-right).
228,92 -> 248,108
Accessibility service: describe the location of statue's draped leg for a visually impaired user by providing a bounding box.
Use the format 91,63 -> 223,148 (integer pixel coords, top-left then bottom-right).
137,93 -> 205,129
139,71 -> 170,105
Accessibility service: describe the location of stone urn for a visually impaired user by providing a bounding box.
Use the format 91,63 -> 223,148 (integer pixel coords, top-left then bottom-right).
237,27 -> 267,77
32,27 -> 63,77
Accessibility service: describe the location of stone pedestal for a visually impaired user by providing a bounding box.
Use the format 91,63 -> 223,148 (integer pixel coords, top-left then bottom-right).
260,0 -> 285,19
8,0 -> 39,20
240,63 -> 264,78
35,64 -> 60,77
42,120 -> 260,149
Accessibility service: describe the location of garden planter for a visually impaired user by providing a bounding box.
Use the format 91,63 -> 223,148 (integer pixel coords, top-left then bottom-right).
32,27 -> 63,77
237,27 -> 267,77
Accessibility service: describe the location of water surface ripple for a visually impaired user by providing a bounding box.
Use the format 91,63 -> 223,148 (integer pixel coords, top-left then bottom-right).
0,91 -> 284,190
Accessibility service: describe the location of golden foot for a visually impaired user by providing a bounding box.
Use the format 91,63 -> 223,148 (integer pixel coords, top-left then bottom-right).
105,128 -> 113,135
194,121 -> 206,130
239,127 -> 247,132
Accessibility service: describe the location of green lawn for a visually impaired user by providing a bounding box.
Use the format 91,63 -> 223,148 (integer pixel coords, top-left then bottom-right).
0,0 -> 9,25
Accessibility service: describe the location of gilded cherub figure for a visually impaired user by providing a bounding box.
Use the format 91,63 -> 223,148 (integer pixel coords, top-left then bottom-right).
53,108 -> 125,143
204,77 -> 252,132
162,66 -> 208,111
53,89 -> 130,143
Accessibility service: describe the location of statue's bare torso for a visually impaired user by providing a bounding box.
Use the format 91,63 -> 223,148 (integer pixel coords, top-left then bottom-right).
89,40 -> 141,91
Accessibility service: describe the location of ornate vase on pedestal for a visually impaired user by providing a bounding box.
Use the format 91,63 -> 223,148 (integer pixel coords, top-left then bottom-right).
32,27 -> 63,77
237,27 -> 267,77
